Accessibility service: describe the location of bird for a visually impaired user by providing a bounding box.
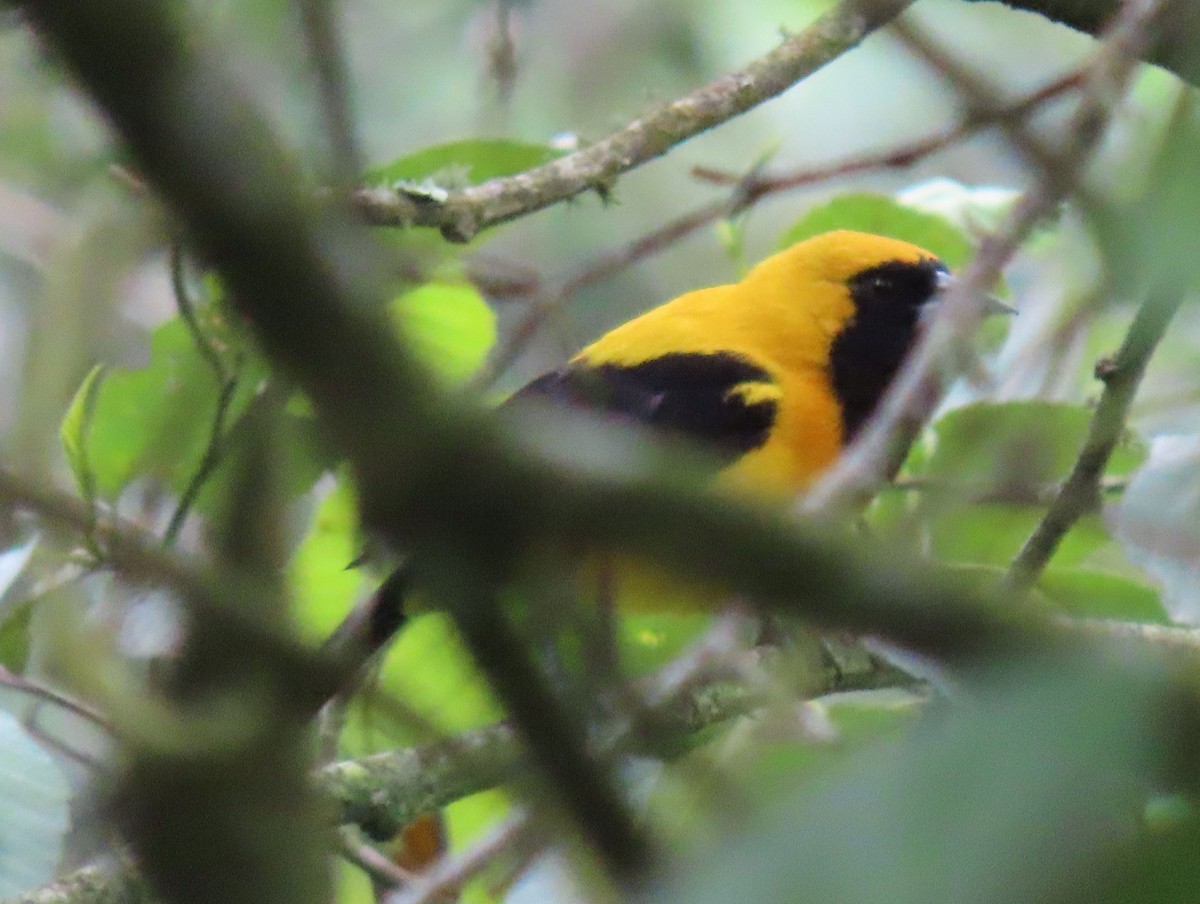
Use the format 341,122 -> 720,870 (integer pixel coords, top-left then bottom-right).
343,228 -> 964,646
509,228 -> 953,496
336,231 -> 965,870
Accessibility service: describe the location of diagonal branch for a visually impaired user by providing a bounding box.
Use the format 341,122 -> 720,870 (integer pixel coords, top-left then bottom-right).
1006,292 -> 1183,591
351,0 -> 915,240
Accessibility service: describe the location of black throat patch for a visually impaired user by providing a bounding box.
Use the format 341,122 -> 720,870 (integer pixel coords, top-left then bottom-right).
829,257 -> 947,440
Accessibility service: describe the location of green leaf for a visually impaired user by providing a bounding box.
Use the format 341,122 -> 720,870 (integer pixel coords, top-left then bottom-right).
618,612 -> 713,677
778,193 -> 973,269
919,401 -> 1145,486
1064,812 -> 1200,903
81,318 -> 239,499
364,139 -> 566,190
879,402 -> 1145,568
59,364 -> 105,505
0,711 -> 71,897
0,602 -> 32,673
1037,568 -> 1169,624
288,477 -> 367,646
1091,90 -> 1200,296
388,282 -> 497,384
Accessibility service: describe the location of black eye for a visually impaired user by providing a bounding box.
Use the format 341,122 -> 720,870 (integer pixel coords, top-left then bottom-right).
870,275 -> 894,294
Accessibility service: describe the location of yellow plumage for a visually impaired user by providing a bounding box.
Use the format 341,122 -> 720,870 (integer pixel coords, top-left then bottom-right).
572,229 -> 943,495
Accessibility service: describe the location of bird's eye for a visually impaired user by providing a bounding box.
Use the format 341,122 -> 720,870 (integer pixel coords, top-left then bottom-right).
870,275 -> 894,293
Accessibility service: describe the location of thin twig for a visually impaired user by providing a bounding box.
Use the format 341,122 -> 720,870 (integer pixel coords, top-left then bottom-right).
0,666 -> 111,731
162,353 -> 244,547
1007,292 -> 1183,590
446,583 -> 652,878
337,826 -> 416,891
388,812 -> 530,904
476,197 -> 732,388
0,464 -> 344,709
164,242 -> 246,546
691,67 -> 1086,196
484,0 -> 518,111
169,242 -> 228,382
0,465 -> 214,604
1057,617 -> 1200,652
352,0 -> 915,240
802,0 -> 1170,516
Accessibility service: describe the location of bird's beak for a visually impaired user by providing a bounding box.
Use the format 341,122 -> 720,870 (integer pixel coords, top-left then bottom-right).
934,270 -> 1016,316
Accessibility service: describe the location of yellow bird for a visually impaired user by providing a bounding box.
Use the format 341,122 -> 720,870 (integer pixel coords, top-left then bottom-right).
510,229 -> 950,495
359,229 -> 954,630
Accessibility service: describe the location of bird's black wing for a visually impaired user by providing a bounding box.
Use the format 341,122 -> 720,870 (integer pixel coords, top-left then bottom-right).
508,351 -> 778,463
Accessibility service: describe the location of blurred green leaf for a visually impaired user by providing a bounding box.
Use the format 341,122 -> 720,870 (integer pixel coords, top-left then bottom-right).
365,139 -> 567,190
288,477 -> 367,646
876,403 -> 1146,568
388,282 -> 497,384
778,193 -> 973,269
919,401 -> 1145,486
1092,90 -> 1200,296
928,506 -> 1110,569
1067,814 -> 1200,904
1037,568 -> 1169,624
657,653 -> 1167,904
59,363 -> 105,505
74,318 -> 248,500
0,710 -> 71,898
0,601 -> 32,673
618,612 -> 712,677
62,314 -> 330,518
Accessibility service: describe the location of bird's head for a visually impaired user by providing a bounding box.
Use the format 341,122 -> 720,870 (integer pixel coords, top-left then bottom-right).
751,229 -> 951,440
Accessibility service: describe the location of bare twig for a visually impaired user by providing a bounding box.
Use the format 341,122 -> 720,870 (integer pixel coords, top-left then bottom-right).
388,812 -> 530,904
0,666 -> 110,731
352,0 -> 915,240
691,67 -> 1086,196
163,242 -> 246,546
484,0 -> 518,111
476,197 -> 734,387
1007,292 -> 1183,590
336,826 -> 416,891
0,464 -> 343,708
802,0 -> 1171,515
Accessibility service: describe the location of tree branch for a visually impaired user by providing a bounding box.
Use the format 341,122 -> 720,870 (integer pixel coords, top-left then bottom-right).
1006,292 -> 1183,590
350,0 -> 915,240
